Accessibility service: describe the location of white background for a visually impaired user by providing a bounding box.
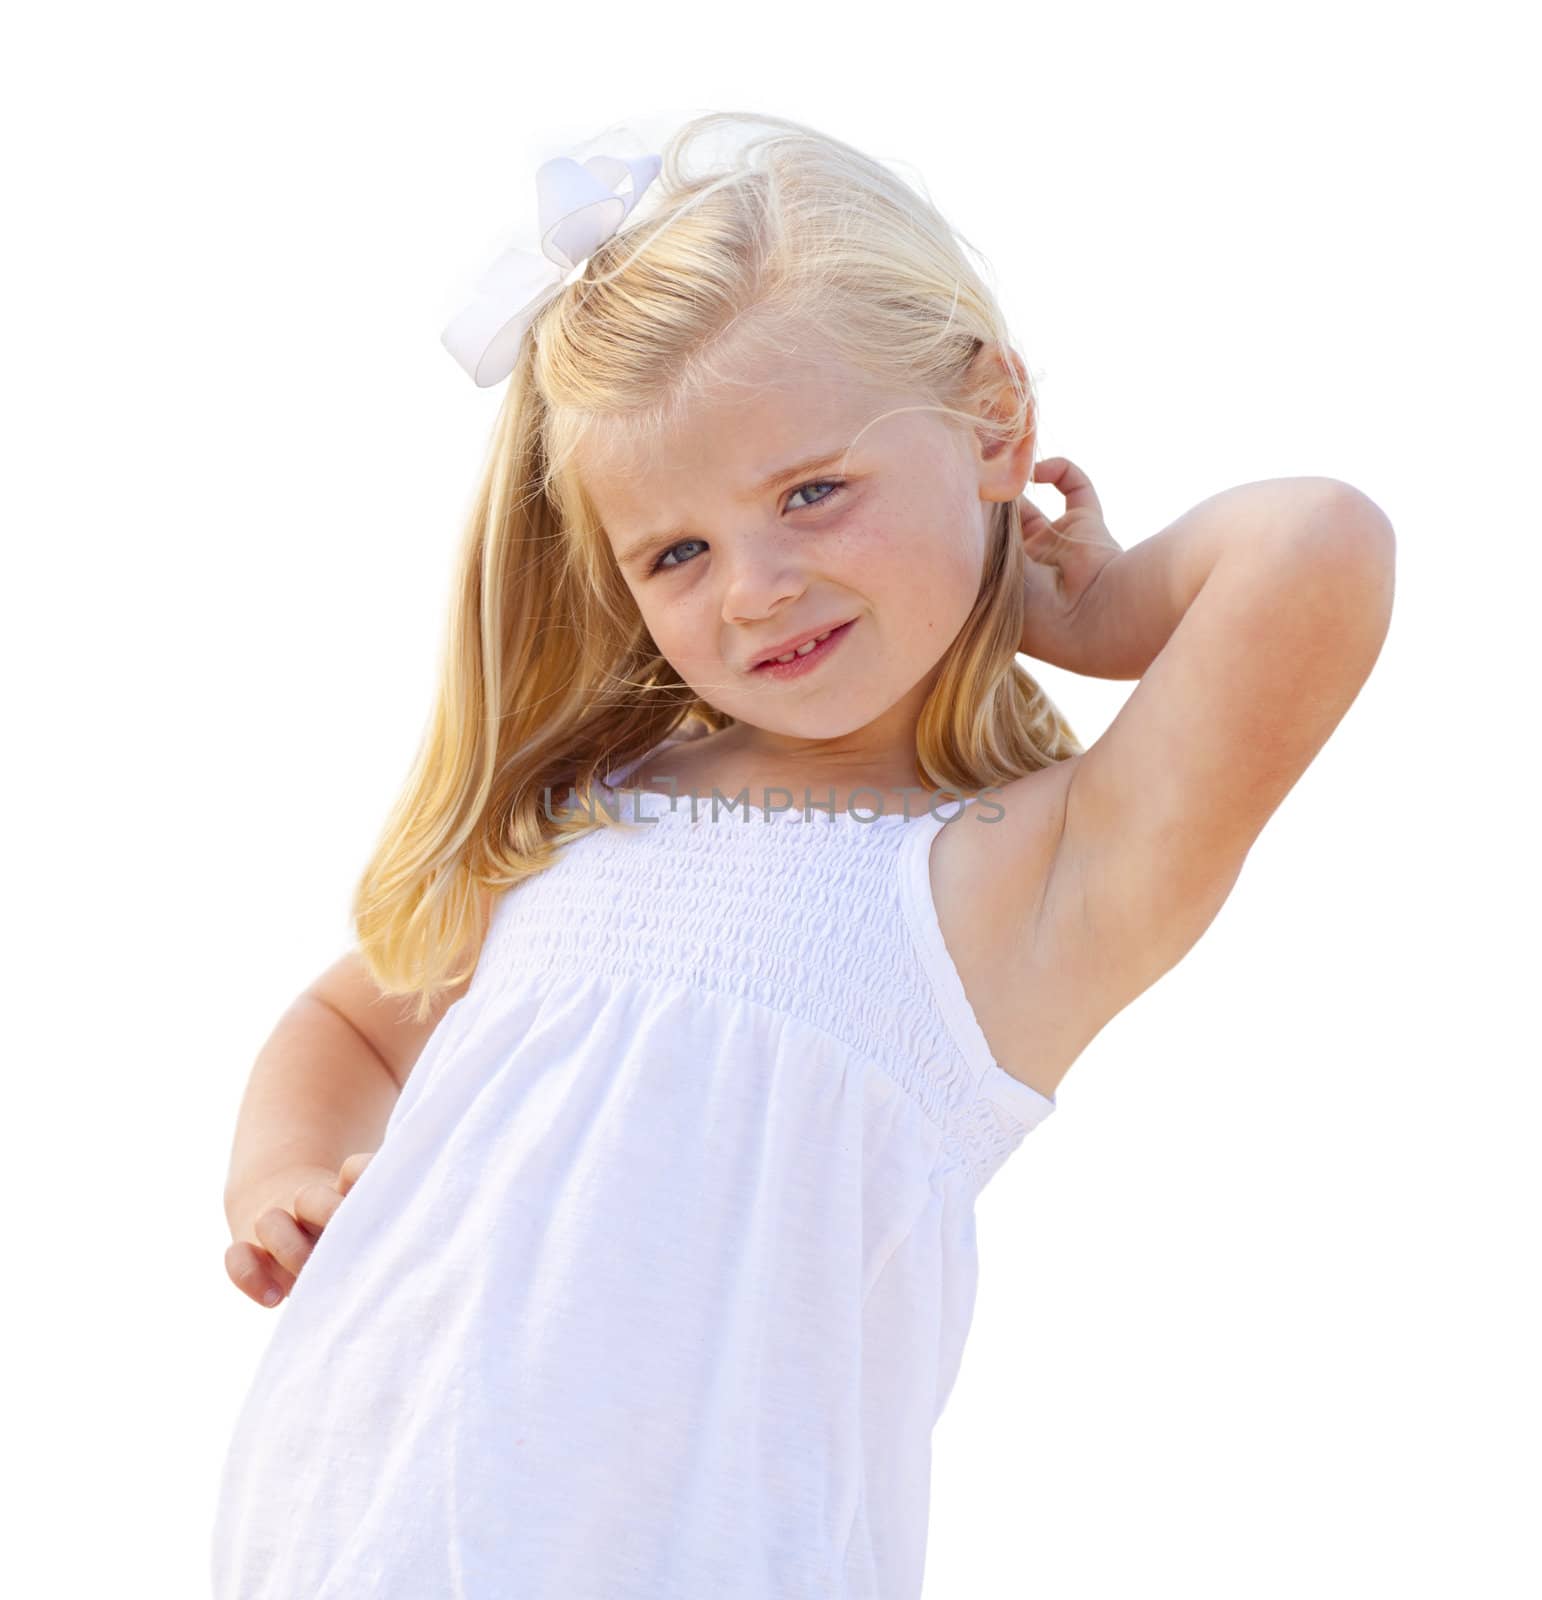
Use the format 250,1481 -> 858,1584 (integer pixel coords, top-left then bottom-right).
4,2 -> 1536,1594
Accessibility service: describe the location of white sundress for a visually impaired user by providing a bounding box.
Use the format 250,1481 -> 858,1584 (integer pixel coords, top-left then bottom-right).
210,734 -> 1058,1599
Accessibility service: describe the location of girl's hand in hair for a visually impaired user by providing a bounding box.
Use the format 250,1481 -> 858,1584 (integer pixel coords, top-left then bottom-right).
224,1152 -> 376,1309
1016,456 -> 1127,673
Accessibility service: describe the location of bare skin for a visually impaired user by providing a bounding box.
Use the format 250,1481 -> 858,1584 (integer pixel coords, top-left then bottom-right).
224,1151 -> 375,1309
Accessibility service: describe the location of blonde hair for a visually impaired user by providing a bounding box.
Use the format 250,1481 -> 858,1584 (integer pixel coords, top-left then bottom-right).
354,110 -> 1083,1019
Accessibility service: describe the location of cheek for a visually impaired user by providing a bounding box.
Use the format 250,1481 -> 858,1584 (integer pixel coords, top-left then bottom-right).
635,592 -> 715,668
825,514 -> 916,586
848,511 -> 980,624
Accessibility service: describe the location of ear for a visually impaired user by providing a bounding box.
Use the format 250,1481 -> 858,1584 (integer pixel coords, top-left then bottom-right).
965,341 -> 1037,503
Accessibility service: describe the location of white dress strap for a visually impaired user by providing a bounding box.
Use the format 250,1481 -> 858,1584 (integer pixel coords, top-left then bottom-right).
896,801 -> 1058,1135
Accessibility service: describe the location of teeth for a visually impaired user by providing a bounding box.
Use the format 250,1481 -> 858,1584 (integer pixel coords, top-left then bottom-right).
770,629 -> 833,664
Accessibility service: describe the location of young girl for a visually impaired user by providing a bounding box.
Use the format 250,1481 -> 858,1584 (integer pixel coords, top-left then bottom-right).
212,112 -> 1395,1598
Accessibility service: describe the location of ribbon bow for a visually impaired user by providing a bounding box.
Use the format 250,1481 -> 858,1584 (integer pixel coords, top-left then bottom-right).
440,150 -> 663,388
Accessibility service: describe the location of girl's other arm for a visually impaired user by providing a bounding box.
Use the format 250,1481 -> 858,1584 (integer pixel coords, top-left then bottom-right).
1039,477 -> 1396,1008
221,894 -> 493,1248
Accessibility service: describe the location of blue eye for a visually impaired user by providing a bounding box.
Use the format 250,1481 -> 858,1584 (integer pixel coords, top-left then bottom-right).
648,480 -> 847,575
785,479 -> 844,513
650,537 -> 707,575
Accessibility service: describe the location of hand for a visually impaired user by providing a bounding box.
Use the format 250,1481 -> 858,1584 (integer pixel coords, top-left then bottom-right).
224,1152 -> 375,1309
1016,456 -> 1126,669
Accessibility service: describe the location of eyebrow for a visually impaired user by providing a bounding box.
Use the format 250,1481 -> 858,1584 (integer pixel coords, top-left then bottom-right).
613,445 -> 853,571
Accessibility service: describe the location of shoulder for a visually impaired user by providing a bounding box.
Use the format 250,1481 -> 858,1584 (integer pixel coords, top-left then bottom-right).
927,754 -> 1181,1102
933,758 -> 1078,952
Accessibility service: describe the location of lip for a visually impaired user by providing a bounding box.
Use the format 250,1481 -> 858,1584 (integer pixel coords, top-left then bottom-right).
748,618 -> 856,681
747,617 -> 859,671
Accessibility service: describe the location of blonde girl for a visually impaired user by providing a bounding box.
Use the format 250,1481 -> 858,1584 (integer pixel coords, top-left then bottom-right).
213,111 -> 1394,1599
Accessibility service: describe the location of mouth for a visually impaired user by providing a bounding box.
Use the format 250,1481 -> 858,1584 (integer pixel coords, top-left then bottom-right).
749,618 -> 857,678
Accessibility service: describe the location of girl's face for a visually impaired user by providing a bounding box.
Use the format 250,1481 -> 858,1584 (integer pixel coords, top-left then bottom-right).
581,333 -> 1022,766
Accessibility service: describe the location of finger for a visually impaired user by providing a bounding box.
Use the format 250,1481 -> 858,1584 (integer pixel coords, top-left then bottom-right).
254,1205 -> 318,1281
1015,494 -> 1063,554
247,1239 -> 298,1295
337,1152 -> 375,1195
292,1179 -> 345,1233
225,1240 -> 290,1308
1032,456 -> 1104,518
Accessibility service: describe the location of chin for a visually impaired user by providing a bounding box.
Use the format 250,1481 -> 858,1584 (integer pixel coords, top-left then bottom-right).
727,700 -> 894,744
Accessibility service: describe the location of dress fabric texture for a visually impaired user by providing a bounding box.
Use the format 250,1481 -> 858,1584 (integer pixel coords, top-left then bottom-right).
211,735 -> 1057,1599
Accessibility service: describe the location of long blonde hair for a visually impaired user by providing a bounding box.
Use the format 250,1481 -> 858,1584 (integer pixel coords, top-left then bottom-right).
354,111 -> 1083,1019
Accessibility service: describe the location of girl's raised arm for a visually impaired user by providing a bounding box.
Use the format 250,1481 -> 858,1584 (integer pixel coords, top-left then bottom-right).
1036,476 -> 1395,1014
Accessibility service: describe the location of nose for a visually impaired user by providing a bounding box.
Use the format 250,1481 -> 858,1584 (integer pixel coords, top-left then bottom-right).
719,542 -> 809,627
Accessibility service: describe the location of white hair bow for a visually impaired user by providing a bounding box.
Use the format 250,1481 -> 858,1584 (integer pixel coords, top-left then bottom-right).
440,150 -> 663,389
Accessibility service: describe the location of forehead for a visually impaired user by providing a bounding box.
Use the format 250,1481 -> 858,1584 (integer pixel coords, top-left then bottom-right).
577,339 -> 923,535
